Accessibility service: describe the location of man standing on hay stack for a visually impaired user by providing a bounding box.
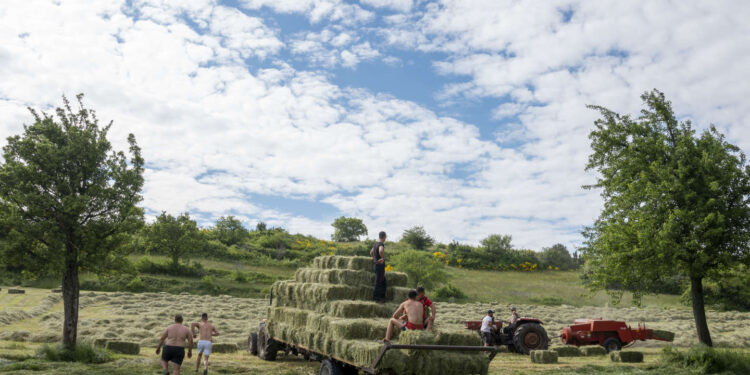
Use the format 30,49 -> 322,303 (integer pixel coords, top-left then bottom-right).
382,290 -> 424,343
371,231 -> 388,303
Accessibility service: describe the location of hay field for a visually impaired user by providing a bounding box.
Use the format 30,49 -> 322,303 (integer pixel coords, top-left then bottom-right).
2,287 -> 750,374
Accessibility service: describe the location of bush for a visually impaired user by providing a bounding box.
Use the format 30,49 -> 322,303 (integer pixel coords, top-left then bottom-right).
660,345 -> 750,375
391,250 -> 448,289
528,296 -> 566,306
37,341 -> 112,363
401,226 -> 434,250
433,284 -> 466,300
125,276 -> 145,292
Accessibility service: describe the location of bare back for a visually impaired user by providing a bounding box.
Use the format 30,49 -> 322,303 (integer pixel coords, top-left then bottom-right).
402,300 -> 424,325
194,321 -> 218,341
164,323 -> 190,347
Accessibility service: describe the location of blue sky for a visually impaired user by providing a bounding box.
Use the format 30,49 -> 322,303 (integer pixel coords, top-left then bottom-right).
1,0 -> 749,249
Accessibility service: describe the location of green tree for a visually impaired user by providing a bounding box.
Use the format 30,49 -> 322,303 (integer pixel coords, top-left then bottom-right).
401,225 -> 434,250
212,215 -> 248,246
480,234 -> 514,263
0,95 -> 144,348
391,250 -> 448,289
147,212 -> 203,269
539,244 -> 575,270
331,216 -> 368,242
582,89 -> 750,346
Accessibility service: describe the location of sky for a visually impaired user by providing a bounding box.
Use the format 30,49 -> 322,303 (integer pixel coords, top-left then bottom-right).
1,0 -> 749,250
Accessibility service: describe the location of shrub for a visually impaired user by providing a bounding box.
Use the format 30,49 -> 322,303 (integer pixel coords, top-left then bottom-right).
528,296 -> 566,306
391,250 -> 448,289
660,345 -> 750,375
37,341 -> 112,363
401,226 -> 434,250
434,284 -> 466,300
125,276 -> 145,292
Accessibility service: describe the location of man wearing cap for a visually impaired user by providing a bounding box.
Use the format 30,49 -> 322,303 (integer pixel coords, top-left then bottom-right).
504,306 -> 521,334
480,310 -> 496,347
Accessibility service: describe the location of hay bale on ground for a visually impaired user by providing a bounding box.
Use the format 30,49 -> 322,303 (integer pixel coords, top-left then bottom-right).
94,339 -> 108,348
610,351 -> 643,363
211,343 -> 237,353
552,346 -> 581,356
580,346 -> 607,356
8,289 -> 25,294
106,341 -> 140,355
51,289 -> 62,293
652,329 -> 675,341
530,350 -> 558,364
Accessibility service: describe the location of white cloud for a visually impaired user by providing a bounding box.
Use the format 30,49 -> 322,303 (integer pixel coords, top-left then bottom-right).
359,0 -> 414,13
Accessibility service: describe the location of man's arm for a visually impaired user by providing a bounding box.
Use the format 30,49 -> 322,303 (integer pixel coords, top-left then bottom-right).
392,303 -> 405,319
212,325 -> 220,336
187,330 -> 193,358
430,303 -> 436,319
378,245 -> 385,264
190,322 -> 199,337
155,329 -> 168,354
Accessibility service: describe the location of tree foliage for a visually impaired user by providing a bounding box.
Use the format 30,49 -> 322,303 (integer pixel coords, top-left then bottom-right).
147,212 -> 203,268
582,89 -> 750,346
0,94 -> 144,348
539,244 -> 576,270
331,216 -> 368,242
212,215 -> 248,246
391,249 -> 448,289
401,225 -> 434,250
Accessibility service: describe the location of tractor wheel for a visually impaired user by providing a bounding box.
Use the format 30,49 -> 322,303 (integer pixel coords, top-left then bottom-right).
248,332 -> 258,355
513,323 -> 549,355
602,337 -> 622,353
258,323 -> 281,361
319,359 -> 345,375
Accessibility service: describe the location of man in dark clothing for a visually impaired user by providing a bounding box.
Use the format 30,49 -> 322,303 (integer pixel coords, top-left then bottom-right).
371,231 -> 387,303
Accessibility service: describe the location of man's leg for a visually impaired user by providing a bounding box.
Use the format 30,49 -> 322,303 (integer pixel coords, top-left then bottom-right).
425,316 -> 434,330
384,318 -> 400,341
195,351 -> 202,372
202,354 -> 209,374
161,360 -> 170,375
173,363 -> 181,375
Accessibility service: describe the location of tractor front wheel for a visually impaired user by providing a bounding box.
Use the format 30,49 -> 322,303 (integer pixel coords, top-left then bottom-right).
512,323 -> 549,354
602,337 -> 622,353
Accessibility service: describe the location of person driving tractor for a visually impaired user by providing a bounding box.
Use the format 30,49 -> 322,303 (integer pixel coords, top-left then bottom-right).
503,306 -> 520,334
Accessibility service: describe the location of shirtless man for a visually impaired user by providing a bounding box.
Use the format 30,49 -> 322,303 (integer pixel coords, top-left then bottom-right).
156,314 -> 193,375
191,313 -> 220,375
382,290 -> 423,343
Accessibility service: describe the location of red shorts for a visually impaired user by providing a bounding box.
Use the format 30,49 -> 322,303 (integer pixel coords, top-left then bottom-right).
405,322 -> 424,330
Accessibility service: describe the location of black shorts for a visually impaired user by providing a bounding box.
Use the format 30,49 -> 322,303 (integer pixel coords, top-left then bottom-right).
162,345 -> 185,365
481,332 -> 493,346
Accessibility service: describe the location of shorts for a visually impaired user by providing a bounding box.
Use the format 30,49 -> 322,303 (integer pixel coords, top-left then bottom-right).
197,340 -> 212,355
481,331 -> 493,346
404,321 -> 424,330
161,345 -> 185,365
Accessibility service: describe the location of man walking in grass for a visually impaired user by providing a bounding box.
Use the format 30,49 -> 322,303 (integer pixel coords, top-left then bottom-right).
156,314 -> 193,375
371,231 -> 387,303
192,313 -> 220,375
416,286 -> 436,330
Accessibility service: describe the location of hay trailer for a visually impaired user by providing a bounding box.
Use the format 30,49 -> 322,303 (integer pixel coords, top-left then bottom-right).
464,318 -> 550,354
251,322 -> 500,375
561,319 -> 675,352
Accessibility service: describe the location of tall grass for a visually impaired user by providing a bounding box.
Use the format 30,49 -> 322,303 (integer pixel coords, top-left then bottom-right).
37,341 -> 112,364
660,345 -> 750,375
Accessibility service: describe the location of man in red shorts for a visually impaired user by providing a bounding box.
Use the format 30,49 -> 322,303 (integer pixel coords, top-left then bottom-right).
416,286 -> 435,330
382,290 -> 423,343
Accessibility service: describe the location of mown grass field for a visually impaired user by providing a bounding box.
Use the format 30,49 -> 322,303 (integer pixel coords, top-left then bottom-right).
2,287 -> 749,374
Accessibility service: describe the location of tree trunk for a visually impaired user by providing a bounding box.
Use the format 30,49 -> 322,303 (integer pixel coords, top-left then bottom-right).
690,275 -> 713,346
62,248 -> 80,349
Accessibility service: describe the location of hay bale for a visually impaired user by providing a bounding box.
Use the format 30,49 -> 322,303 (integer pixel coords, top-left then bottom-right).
7,289 -> 25,294
106,341 -> 140,355
552,346 -> 581,357
610,351 -> 644,363
94,339 -> 109,348
530,350 -> 558,363
271,281 -> 411,308
312,256 -> 373,271
580,346 -> 607,356
324,301 -> 395,318
51,289 -> 62,293
211,343 -> 237,353
295,268 -> 408,288
652,329 -> 675,341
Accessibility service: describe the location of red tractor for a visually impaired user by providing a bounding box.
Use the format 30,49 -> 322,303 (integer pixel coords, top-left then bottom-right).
465,318 -> 549,354
561,319 -> 674,352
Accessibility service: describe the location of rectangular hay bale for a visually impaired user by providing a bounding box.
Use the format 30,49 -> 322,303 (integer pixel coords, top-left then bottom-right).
652,329 -> 675,342
295,268 -> 409,288
7,289 -> 25,294
106,341 -> 140,355
610,351 -> 643,363
211,343 -> 237,353
530,350 -> 558,363
312,256 -> 373,271
552,346 -> 581,357
580,346 -> 607,356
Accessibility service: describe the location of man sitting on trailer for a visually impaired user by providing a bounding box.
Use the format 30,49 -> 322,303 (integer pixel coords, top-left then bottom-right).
503,306 -> 521,334
382,290 -> 423,343
416,286 -> 435,330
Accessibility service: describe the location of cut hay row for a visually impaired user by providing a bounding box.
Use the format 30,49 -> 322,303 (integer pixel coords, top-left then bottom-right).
530,350 -> 559,363
312,256 -> 373,271
0,295 -> 60,326
610,350 -> 644,363
294,268 -> 409,288
268,322 -> 488,375
271,281 -> 410,307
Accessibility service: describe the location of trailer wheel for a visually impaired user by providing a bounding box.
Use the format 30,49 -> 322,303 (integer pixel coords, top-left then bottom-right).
258,322 -> 281,361
513,323 -> 549,354
319,359 -> 344,375
602,337 -> 622,353
248,332 -> 258,355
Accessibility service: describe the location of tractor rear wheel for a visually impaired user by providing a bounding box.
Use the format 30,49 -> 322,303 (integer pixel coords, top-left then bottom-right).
602,337 -> 622,353
513,323 -> 549,354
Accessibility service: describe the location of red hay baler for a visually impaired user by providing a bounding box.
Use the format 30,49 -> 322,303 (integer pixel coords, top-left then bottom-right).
561,319 -> 674,352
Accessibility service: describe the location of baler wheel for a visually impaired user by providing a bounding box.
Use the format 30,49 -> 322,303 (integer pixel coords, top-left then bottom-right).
603,337 -> 622,352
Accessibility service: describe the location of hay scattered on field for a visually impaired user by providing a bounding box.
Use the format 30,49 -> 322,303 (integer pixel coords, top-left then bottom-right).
530,350 -> 558,363
580,346 -> 607,356
610,350 -> 643,362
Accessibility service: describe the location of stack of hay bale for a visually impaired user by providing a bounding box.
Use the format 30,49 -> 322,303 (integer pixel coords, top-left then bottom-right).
267,255 -> 490,375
